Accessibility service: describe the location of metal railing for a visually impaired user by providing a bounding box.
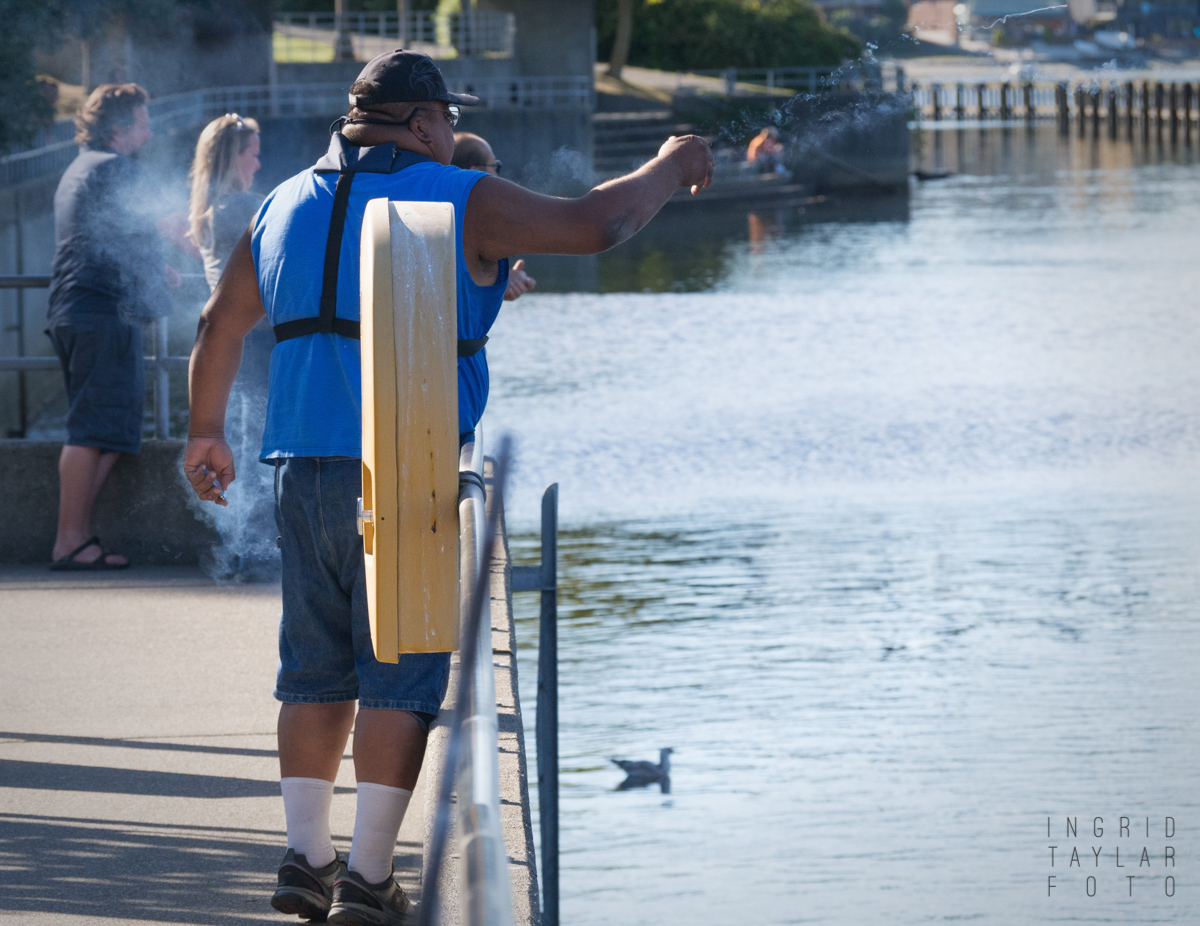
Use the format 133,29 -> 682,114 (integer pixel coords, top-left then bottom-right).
441,424 -> 515,926
274,10 -> 516,62
686,62 -> 905,96
0,75 -> 593,187
0,275 -> 185,439
148,77 -> 592,133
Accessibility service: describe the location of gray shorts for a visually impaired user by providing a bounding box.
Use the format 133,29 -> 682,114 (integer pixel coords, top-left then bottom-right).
47,315 -> 144,455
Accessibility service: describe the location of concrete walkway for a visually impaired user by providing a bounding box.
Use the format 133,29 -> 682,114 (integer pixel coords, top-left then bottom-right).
0,568 -> 428,924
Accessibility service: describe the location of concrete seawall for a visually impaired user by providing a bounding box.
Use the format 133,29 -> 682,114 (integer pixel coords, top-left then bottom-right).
0,439 -> 219,566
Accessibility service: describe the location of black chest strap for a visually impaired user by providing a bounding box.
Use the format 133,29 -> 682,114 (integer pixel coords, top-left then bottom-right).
274,172 -> 359,343
272,170 -> 491,359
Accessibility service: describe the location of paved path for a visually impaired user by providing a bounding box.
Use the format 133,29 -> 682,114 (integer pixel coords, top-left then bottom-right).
0,567 -> 428,925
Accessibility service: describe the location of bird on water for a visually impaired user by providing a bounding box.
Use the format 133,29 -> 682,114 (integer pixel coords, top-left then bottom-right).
611,747 -> 674,793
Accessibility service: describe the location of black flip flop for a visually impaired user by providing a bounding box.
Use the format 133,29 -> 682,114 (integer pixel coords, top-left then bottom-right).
49,536 -> 130,571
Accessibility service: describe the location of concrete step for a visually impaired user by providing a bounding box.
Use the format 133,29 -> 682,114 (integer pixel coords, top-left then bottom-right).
593,111 -> 698,168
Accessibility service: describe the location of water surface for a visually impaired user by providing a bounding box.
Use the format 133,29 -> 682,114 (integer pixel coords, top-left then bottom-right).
487,126 -> 1200,924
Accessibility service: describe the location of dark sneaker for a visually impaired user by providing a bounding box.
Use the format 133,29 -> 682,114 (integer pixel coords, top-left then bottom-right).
271,848 -> 344,922
327,868 -> 413,925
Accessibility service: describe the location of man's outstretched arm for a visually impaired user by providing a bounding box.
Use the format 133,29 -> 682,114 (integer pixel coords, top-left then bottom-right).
464,135 -> 713,261
184,232 -> 266,505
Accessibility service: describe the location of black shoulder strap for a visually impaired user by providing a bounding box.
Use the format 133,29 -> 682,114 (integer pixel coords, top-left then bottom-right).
274,172 -> 360,343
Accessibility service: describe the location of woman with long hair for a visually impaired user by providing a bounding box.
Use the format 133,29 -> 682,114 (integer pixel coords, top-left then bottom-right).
189,113 -> 262,290
189,113 -> 276,576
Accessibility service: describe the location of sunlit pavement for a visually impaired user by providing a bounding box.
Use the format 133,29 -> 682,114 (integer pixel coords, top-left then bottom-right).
0,567 -> 427,925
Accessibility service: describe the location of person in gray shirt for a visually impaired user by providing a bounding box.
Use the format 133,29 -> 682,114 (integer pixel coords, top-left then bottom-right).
188,114 -> 276,575
189,113 -> 264,291
47,83 -> 177,570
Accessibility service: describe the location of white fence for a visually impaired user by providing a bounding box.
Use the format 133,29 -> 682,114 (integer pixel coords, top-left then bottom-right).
275,10 -> 516,62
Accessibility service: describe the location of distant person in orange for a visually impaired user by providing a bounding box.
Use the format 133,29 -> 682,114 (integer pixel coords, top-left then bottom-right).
747,126 -> 785,173
452,131 -> 536,301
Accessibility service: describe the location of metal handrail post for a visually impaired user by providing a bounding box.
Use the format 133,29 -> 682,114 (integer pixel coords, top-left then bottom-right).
535,485 -> 559,926
511,483 -> 560,926
13,195 -> 27,438
152,315 -> 170,439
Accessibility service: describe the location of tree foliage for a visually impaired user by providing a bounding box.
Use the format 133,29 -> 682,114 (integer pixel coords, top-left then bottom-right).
827,0 -> 908,52
0,0 -> 272,154
596,0 -> 862,72
0,2 -> 61,152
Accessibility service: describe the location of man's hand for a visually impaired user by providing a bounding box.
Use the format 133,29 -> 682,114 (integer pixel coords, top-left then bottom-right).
184,437 -> 235,506
504,259 -> 537,301
658,135 -> 715,195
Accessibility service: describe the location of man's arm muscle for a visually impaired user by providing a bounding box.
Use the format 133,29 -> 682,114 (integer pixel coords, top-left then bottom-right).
184,231 -> 265,503
464,135 -> 713,262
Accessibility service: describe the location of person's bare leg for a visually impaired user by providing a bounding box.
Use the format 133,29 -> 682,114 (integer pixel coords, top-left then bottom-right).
53,445 -> 127,565
352,708 -> 428,790
278,702 -> 356,781
88,450 -> 121,510
345,709 -> 428,883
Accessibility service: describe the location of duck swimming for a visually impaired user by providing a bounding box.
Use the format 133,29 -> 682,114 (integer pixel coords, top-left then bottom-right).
611,747 -> 673,793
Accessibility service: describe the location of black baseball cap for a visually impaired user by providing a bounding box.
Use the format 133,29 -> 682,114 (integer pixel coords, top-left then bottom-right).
349,50 -> 480,108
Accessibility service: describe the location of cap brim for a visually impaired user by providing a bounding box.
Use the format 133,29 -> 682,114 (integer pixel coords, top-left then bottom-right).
441,91 -> 481,106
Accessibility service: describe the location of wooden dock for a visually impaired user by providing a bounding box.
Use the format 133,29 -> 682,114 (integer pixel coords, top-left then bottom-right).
910,79 -> 1200,141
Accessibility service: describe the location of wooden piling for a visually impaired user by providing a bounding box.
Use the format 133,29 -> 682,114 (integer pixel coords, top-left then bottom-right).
977,83 -> 987,120
1108,85 -> 1118,139
1142,82 -> 1151,139
1024,82 -> 1034,123
1185,83 -> 1194,136
932,83 -> 941,121
1090,86 -> 1100,138
1125,81 -> 1135,138
955,83 -> 965,120
1000,82 -> 1011,121
1076,84 -> 1086,137
1155,82 -> 1165,135
1057,83 -> 1069,134
1169,83 -> 1179,140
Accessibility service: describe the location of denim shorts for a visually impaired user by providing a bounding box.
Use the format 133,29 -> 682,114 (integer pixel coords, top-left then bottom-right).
273,456 -> 451,718
46,315 -> 144,455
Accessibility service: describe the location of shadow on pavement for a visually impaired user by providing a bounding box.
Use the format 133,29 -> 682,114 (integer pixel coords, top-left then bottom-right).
0,760 -> 286,798
0,812 -> 425,924
0,812 -> 286,924
0,731 -> 279,759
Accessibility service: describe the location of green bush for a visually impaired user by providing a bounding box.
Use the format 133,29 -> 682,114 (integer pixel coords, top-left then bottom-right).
598,0 -> 861,71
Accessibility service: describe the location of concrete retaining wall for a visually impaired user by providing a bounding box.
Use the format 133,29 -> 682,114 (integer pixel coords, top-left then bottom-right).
0,439 -> 219,565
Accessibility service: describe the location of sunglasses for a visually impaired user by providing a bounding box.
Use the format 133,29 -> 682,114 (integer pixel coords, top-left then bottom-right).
404,105 -> 460,128
225,113 -> 247,131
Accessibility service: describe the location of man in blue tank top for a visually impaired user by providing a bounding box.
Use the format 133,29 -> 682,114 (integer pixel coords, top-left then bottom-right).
184,50 -> 712,923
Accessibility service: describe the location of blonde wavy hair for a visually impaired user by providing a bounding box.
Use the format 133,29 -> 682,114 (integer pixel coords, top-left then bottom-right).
188,113 -> 261,246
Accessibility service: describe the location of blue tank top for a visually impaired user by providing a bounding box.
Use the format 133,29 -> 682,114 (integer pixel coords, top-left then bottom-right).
251,135 -> 508,460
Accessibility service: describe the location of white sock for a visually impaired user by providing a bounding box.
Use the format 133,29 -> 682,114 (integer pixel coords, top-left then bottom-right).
280,776 -> 336,868
348,782 -> 413,884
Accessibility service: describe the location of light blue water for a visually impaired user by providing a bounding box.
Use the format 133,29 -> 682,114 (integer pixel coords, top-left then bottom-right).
486,127 -> 1200,924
